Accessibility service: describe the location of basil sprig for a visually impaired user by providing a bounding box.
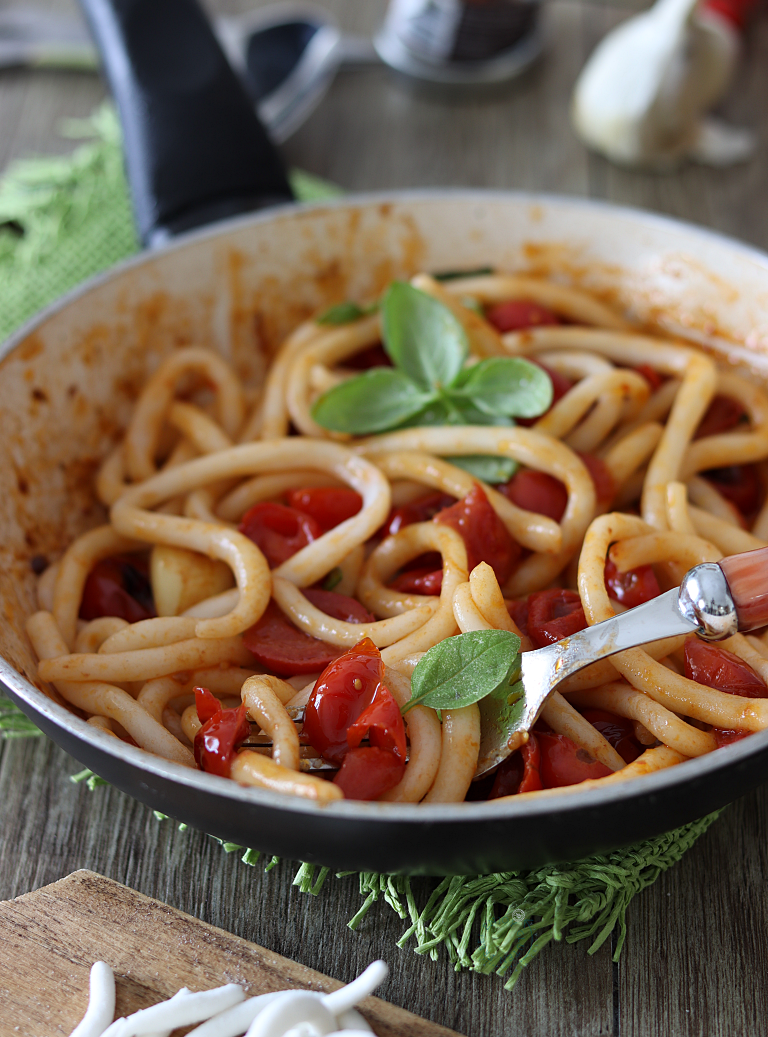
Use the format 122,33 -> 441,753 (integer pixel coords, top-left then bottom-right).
311,282 -> 553,479
403,630 -> 522,714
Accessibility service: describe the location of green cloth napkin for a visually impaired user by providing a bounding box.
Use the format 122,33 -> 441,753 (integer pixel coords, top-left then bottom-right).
0,106 -> 721,988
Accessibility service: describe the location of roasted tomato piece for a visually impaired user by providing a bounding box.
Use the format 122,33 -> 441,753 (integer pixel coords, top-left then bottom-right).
506,597 -> 531,638
384,492 -> 457,537
193,697 -> 250,778
303,588 -> 375,624
333,746 -> 405,801
485,299 -> 561,332
712,728 -> 751,748
286,487 -> 363,532
604,557 -> 660,608
239,501 -> 322,568
243,594 -> 373,676
501,469 -> 568,523
578,452 -> 614,510
702,464 -> 762,521
344,343 -> 392,370
347,683 -> 407,761
194,685 -> 223,725
80,554 -> 155,624
684,638 -> 768,698
633,364 -> 665,392
695,395 -> 746,439
527,589 -> 588,649
303,637 -> 395,764
489,734 -> 543,798
536,730 -> 612,788
501,452 -> 612,522
390,567 -> 444,595
435,483 -> 520,585
580,708 -> 641,764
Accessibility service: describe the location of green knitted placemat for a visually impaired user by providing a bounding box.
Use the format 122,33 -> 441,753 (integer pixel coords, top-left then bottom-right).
0,107 -> 722,988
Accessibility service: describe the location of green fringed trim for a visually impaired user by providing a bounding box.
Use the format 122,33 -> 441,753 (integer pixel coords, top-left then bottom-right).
86,780 -> 716,988
0,103 -> 343,343
0,696 -> 44,739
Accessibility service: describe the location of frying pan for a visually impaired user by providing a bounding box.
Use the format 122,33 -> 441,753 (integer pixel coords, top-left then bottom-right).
2,0 -> 768,875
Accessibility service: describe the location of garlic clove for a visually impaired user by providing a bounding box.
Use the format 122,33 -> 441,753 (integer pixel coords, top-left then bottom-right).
151,545 -> 234,617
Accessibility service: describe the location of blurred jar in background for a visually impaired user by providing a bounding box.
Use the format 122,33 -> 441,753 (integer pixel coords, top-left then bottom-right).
375,0 -> 542,84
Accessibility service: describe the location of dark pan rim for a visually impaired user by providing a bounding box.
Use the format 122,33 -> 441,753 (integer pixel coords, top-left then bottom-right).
3,188 -> 768,827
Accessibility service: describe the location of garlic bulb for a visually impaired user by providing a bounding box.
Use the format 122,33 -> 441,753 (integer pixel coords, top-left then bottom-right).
571,0 -> 754,169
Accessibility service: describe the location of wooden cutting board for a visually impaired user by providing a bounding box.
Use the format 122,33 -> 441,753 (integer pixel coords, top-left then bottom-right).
0,871 -> 465,1037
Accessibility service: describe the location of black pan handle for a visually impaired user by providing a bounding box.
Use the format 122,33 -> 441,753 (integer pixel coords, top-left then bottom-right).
79,0 -> 295,247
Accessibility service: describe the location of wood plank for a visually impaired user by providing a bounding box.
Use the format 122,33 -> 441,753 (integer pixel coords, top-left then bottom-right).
0,869 -> 466,1037
0,736 -> 614,1037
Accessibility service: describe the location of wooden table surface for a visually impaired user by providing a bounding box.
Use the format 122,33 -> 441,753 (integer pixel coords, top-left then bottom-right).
2,1 -> 768,1034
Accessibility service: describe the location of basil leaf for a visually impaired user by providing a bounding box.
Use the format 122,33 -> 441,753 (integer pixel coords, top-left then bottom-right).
433,266 -> 494,282
453,357 -> 553,418
322,567 -> 343,591
311,369 -> 435,434
444,396 -> 514,426
316,301 -> 377,326
382,282 -> 468,391
445,454 -> 518,484
404,630 -> 521,713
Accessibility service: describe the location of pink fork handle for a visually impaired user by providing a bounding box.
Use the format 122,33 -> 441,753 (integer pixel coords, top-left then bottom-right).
720,546 -> 768,632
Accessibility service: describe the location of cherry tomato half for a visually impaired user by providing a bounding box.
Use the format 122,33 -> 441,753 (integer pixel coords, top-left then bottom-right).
80,555 -> 155,624
243,593 -> 374,676
702,464 -> 763,521
194,685 -> 223,724
579,708 -> 641,764
383,492 -> 456,537
485,299 -> 562,332
436,483 -> 520,585
239,502 -> 322,568
389,567 -> 444,595
347,682 -> 407,761
712,728 -> 751,748
526,589 -> 588,649
193,694 -> 250,778
684,638 -> 768,698
500,452 -> 613,522
536,730 -> 612,788
286,487 -> 363,532
333,746 -> 405,801
501,469 -> 568,522
633,364 -> 665,392
579,452 -> 615,510
695,395 -> 746,439
604,557 -> 660,608
489,734 -> 543,798
304,637 -> 389,764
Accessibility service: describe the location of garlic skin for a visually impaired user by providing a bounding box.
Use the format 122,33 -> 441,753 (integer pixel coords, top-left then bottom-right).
571,0 -> 754,169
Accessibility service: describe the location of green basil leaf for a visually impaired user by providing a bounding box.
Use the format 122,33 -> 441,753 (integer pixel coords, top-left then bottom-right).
404,630 -> 521,713
445,454 -> 518,484
322,567 -> 343,591
443,395 -> 514,427
317,300 -> 377,325
382,282 -> 468,391
433,266 -> 494,282
453,357 -> 553,418
311,369 -> 435,434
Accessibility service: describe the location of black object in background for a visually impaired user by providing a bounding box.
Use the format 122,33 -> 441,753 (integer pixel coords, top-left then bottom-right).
79,0 -> 295,248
